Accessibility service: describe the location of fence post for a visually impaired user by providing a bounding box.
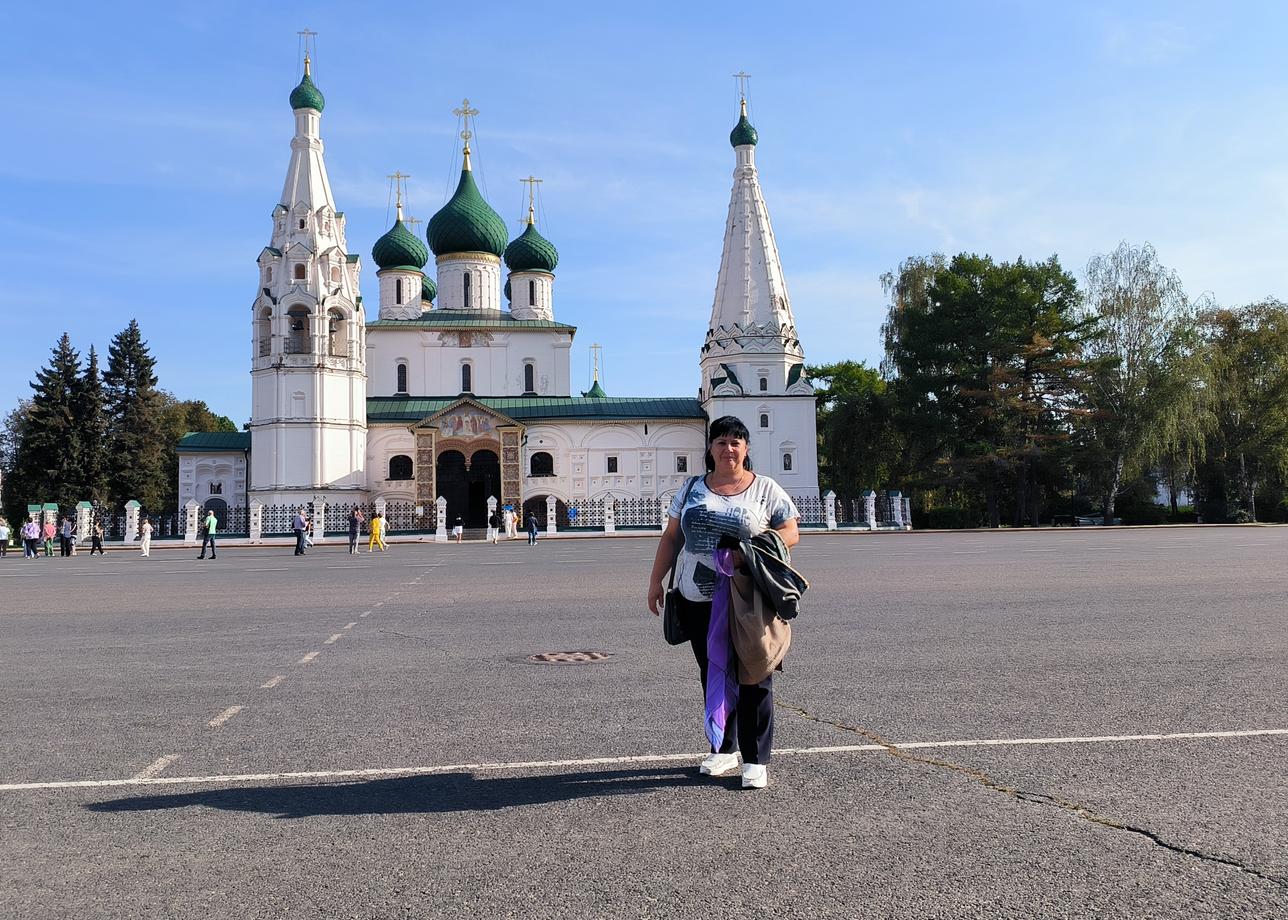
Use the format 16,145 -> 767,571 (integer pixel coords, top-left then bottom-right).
901,496 -> 913,531
181,500 -> 197,544
312,496 -> 327,544
603,497 -> 615,535
435,496 -> 447,542
75,501 -> 92,546
864,490 -> 877,530
889,491 -> 904,529
824,491 -> 837,531
123,500 -> 141,545
546,495 -> 558,536
249,500 -> 263,544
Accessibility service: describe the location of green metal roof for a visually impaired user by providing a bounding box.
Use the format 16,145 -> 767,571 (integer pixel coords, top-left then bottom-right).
427,166 -> 508,257
178,431 -> 250,452
372,218 -> 429,270
367,310 -> 575,332
504,222 -> 559,273
367,396 -> 704,424
346,253 -> 360,263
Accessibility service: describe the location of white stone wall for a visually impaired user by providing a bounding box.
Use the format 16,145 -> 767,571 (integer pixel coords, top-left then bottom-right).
508,271 -> 554,321
366,327 -> 572,398
522,420 -> 706,501
366,426 -> 417,500
179,452 -> 247,509
702,395 -> 818,497
378,269 -> 426,320
435,254 -> 502,312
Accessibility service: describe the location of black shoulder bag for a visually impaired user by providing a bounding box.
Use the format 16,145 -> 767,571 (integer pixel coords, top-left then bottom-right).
663,476 -> 700,646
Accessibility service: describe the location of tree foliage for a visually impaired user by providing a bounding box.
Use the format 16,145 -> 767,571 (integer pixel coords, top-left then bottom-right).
103,319 -> 166,511
808,360 -> 894,495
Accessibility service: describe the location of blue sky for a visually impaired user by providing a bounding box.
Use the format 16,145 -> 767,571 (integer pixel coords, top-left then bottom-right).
3,1 -> 1288,425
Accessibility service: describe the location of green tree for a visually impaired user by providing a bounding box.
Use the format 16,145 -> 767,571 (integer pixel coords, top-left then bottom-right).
1080,242 -> 1210,524
103,320 -> 166,511
75,345 -> 109,503
10,334 -> 83,510
157,395 -> 238,512
808,361 -> 894,495
0,400 -> 33,526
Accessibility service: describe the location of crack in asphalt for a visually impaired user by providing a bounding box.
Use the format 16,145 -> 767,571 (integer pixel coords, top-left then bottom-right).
776,699 -> 1288,893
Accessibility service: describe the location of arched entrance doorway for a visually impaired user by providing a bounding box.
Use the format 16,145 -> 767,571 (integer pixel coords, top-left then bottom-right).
468,449 -> 500,527
523,495 -> 569,529
203,497 -> 229,529
436,450 -> 468,527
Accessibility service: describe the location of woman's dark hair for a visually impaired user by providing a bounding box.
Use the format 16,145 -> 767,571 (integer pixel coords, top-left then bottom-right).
705,415 -> 753,471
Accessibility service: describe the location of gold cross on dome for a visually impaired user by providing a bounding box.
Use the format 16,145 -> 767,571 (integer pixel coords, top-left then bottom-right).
732,71 -> 751,100
520,175 -> 543,224
298,29 -> 319,71
453,98 -> 480,147
386,170 -> 411,207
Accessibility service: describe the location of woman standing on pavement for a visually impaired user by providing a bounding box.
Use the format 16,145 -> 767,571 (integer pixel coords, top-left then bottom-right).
647,415 -> 799,789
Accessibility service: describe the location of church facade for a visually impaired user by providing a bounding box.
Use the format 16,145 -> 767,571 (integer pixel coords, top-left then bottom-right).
177,61 -> 819,529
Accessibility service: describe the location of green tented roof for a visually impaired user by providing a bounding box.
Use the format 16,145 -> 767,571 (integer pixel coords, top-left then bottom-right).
367,310 -> 575,332
367,396 -> 703,424
178,431 -> 250,452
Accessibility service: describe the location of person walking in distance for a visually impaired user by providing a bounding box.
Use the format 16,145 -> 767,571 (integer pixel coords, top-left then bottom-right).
487,509 -> 500,545
504,506 -> 517,540
647,416 -> 800,790
59,515 -> 73,557
90,519 -> 105,556
198,509 -> 217,559
348,507 -> 363,555
292,507 -> 308,556
43,518 -> 56,556
453,515 -> 464,544
0,518 -> 9,558
22,517 -> 40,558
368,512 -> 387,553
139,517 -> 153,557
526,511 -> 539,546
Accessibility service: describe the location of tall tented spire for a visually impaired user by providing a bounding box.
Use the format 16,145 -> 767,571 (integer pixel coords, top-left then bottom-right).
704,106 -> 802,363
281,61 -> 335,212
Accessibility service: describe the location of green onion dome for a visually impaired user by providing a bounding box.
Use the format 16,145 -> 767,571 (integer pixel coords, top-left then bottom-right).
289,64 -> 325,113
371,216 -> 428,270
422,275 -> 437,303
503,279 -> 511,302
504,221 -> 559,273
729,100 -> 757,148
427,162 -> 508,257
583,379 -> 607,398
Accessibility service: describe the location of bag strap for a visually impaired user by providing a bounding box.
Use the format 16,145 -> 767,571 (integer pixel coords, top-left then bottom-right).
667,475 -> 701,590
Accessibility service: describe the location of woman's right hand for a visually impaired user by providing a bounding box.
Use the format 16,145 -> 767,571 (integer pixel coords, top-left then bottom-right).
647,580 -> 664,616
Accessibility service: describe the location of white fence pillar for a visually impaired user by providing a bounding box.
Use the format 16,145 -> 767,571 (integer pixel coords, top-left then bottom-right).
864,490 -> 877,530
603,497 -> 616,534
312,496 -> 327,544
824,490 -> 837,531
901,496 -> 913,531
435,496 -> 447,543
249,500 -> 263,543
890,491 -> 904,529
546,495 -> 558,536
75,501 -> 92,546
123,500 -> 141,545
181,500 -> 197,544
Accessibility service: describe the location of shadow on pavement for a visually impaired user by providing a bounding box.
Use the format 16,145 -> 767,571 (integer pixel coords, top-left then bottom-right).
84,766 -> 728,818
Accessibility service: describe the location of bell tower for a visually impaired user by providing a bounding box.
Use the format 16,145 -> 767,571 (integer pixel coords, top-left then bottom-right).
249,45 -> 367,504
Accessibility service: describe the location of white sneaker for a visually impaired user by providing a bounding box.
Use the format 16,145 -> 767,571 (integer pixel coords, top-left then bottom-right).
741,763 -> 768,789
699,752 -> 739,776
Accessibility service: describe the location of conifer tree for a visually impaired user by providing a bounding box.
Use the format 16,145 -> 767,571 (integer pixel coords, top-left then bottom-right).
10,333 -> 82,509
103,320 -> 166,511
75,345 -> 109,503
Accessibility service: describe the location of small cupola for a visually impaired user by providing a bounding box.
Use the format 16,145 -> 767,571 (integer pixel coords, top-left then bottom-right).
289,55 -> 326,113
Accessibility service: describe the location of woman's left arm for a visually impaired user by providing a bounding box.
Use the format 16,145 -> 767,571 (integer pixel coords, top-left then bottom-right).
773,516 -> 799,549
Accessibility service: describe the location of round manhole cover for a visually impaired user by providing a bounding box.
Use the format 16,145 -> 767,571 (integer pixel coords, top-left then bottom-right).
527,650 -> 613,665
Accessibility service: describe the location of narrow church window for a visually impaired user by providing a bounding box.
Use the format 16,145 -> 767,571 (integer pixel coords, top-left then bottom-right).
760,413 -> 769,429
210,482 -> 223,495
287,308 -> 309,353
266,267 -> 273,282
294,264 -> 306,281
396,363 -> 408,394
607,456 -> 619,474
299,219 -> 306,230
461,363 -> 472,393
528,280 -> 535,306
524,363 -> 535,393
760,377 -> 768,391
331,266 -> 341,283
395,279 -> 403,304
389,455 -> 413,480
783,453 -> 793,471
328,309 -> 345,357
463,272 -> 472,308
676,456 -> 688,473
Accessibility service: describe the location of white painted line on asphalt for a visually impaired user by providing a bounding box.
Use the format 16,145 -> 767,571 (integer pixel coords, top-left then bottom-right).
245,567 -> 292,573
323,633 -> 343,645
374,601 -> 384,608
950,551 -> 987,555
260,676 -> 285,689
297,651 -> 320,664
207,706 -> 244,729
3,727 -> 1284,792
359,612 -> 370,618
130,755 -> 179,781
342,622 -> 357,630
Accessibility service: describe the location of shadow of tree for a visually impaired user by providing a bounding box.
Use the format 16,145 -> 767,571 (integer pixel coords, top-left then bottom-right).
84,766 -> 732,819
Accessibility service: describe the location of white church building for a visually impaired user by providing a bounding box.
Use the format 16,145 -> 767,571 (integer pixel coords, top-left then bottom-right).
177,59 -> 818,531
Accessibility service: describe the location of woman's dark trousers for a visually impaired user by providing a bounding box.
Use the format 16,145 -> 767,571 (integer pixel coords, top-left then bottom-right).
678,595 -> 774,765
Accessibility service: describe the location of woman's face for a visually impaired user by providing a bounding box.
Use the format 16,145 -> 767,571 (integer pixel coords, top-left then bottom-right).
709,434 -> 748,470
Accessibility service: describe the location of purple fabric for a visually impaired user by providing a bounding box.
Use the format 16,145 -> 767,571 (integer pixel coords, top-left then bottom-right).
704,548 -> 740,750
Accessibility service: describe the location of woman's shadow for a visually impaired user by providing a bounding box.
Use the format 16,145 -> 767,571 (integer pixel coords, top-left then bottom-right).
85,765 -> 732,820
